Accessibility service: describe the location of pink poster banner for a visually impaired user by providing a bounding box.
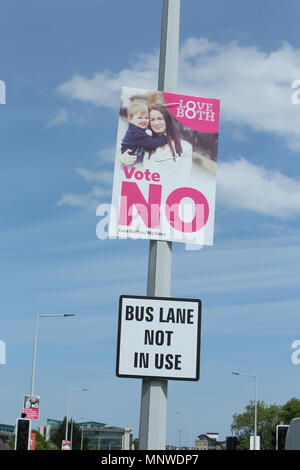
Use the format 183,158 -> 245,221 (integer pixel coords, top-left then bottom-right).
163,92 -> 220,134
24,395 -> 40,420
109,87 -> 220,246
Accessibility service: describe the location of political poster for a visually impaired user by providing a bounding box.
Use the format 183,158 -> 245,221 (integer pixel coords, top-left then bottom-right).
61,440 -> 71,450
109,87 -> 220,245
23,395 -> 40,420
29,432 -> 36,450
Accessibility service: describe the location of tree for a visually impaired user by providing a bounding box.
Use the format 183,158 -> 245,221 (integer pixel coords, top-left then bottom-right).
231,398 -> 300,450
231,400 -> 281,450
132,438 -> 139,450
51,417 -> 89,450
281,398 -> 300,424
31,430 -> 57,450
8,438 -> 15,450
6,431 -> 57,450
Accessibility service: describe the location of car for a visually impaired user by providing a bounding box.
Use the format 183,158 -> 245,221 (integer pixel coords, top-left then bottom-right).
285,418 -> 300,450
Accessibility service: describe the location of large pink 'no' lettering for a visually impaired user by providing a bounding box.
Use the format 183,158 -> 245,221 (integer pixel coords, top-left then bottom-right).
119,181 -> 162,227
165,187 -> 209,232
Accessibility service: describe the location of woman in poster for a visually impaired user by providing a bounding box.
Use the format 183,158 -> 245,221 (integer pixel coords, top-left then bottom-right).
144,104 -> 193,176
118,103 -> 193,176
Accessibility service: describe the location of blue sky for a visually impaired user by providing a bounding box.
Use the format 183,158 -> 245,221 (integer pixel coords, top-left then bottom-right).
1,0 -> 300,446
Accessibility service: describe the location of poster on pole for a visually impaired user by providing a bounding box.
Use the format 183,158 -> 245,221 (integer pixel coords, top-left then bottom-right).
116,295 -> 201,381
61,440 -> 71,450
23,395 -> 40,420
109,87 -> 220,246
29,432 -> 36,450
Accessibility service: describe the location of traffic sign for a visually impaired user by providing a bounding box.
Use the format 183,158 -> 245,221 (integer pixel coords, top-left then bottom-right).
15,418 -> 31,451
116,295 -> 201,381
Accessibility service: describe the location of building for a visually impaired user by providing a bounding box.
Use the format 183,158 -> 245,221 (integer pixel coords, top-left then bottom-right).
40,419 -> 132,450
0,423 -> 15,445
195,433 -> 225,450
80,422 -> 132,450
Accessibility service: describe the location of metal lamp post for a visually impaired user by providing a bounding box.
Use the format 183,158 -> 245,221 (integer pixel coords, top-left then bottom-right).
139,0 -> 180,451
232,372 -> 258,450
80,425 -> 85,451
70,416 -> 85,450
30,313 -> 75,396
65,388 -> 88,445
178,430 -> 182,449
177,411 -> 192,449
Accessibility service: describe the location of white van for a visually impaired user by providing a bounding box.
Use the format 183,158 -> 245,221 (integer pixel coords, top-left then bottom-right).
285,418 -> 300,450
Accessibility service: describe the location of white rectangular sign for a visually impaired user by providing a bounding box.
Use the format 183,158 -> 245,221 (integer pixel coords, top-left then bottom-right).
250,435 -> 260,450
116,295 -> 201,381
0,80 -> 5,104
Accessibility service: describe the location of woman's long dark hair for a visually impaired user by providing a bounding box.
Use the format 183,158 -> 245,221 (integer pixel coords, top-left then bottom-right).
149,104 -> 183,158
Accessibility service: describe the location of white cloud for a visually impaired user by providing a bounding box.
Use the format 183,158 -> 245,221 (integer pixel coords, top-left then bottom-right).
57,38 -> 300,149
75,168 -> 113,184
217,158 -> 300,218
180,38 -> 300,150
97,146 -> 116,163
58,165 -> 113,211
57,51 -> 158,109
57,186 -> 111,211
46,108 -> 69,128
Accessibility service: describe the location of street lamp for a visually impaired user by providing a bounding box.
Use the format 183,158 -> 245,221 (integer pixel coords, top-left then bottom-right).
70,416 -> 85,450
178,430 -> 182,449
232,372 -> 258,450
176,411 -> 192,449
65,388 -> 88,445
80,423 -> 86,451
31,313 -> 75,396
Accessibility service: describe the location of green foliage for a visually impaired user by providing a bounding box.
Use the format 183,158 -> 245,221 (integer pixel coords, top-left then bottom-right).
49,417 -> 67,449
281,398 -> 300,424
132,438 -> 139,450
31,430 -> 57,450
8,438 -> 15,450
231,397 -> 300,450
6,431 -> 57,450
51,417 -> 89,450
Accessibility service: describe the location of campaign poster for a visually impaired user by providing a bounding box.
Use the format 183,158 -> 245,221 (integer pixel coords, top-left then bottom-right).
61,440 -> 71,450
23,395 -> 40,420
109,87 -> 220,246
29,432 -> 36,450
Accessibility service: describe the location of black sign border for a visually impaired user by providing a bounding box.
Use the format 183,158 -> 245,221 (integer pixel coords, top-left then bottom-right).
116,295 -> 201,381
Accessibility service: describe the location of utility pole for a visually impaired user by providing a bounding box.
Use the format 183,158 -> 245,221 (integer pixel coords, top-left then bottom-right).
138,0 -> 180,450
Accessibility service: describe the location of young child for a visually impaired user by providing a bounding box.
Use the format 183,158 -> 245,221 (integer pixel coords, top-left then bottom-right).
121,103 -> 167,159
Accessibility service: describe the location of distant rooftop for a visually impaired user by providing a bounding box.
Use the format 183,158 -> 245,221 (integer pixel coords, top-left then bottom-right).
45,419 -> 123,429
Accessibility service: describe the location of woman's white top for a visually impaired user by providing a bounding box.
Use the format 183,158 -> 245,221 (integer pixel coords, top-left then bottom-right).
143,139 -> 193,177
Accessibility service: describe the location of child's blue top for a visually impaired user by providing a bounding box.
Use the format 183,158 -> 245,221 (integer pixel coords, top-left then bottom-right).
121,123 -> 167,154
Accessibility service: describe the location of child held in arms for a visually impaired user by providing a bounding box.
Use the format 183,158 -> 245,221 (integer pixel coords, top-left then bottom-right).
121,103 -> 167,163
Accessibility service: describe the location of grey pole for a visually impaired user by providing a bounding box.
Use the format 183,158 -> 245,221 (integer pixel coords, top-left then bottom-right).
254,375 -> 258,450
81,427 -> 84,450
30,315 -> 40,396
65,388 -> 88,443
177,411 -> 192,449
232,372 -> 258,450
30,313 -> 75,397
158,0 -> 180,92
65,389 -> 70,443
138,0 -> 180,451
70,419 -> 74,449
